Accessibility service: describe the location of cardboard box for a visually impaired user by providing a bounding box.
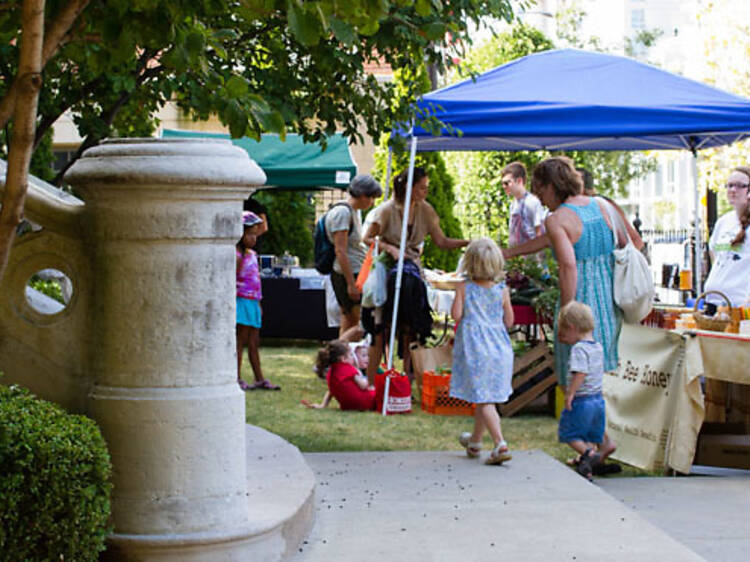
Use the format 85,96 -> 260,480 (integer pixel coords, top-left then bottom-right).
694,434 -> 750,470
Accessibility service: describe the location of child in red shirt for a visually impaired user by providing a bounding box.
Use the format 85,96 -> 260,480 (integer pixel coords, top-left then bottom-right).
302,340 -> 376,411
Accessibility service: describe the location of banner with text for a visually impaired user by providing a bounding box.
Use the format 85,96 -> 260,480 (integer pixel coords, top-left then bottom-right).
604,324 -> 687,472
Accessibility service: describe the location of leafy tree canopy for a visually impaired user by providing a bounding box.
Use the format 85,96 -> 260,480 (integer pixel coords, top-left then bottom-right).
0,0 -> 515,184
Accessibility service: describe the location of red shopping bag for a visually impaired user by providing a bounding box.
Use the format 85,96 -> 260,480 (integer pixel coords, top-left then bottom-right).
375,369 -> 412,415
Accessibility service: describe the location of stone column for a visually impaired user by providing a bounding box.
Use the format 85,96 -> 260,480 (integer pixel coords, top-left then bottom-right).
65,138 -> 265,560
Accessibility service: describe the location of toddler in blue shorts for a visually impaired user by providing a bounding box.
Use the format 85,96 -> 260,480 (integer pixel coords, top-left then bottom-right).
557,301 -> 613,480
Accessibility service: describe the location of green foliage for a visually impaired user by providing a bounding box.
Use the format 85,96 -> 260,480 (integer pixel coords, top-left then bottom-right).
456,23 -> 553,77
444,23 -> 656,243
1,0 -> 516,184
0,385 -> 112,561
421,155 -> 464,271
28,275 -> 65,304
253,190 -> 315,264
506,253 -> 560,321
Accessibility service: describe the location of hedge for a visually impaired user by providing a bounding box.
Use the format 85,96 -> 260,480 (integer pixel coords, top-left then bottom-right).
0,384 -> 112,561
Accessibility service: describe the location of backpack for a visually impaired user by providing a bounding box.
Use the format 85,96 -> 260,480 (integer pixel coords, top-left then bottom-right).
313,202 -> 354,274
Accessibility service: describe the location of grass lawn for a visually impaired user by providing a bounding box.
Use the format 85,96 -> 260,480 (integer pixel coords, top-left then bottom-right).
244,342 -> 653,477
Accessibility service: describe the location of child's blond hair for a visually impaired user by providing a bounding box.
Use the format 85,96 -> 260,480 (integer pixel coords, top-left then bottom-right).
558,301 -> 595,334
460,237 -> 505,282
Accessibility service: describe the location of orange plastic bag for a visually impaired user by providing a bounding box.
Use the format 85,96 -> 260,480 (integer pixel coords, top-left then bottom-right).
355,242 -> 375,291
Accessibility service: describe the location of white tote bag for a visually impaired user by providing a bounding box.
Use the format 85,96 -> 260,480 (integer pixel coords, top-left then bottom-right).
598,198 -> 654,324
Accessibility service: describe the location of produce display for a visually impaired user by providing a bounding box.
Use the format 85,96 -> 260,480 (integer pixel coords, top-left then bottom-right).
505,252 -> 559,322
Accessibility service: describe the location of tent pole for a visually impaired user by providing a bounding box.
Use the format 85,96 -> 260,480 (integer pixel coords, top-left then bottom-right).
691,150 -> 702,296
382,134 -> 418,416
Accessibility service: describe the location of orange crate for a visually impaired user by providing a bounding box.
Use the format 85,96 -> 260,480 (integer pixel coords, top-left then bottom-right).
421,371 -> 476,416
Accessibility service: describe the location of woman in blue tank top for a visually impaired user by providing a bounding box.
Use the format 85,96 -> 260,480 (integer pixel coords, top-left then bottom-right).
529,157 -> 625,388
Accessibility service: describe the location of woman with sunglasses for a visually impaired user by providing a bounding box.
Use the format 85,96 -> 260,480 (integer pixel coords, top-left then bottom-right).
704,166 -> 750,307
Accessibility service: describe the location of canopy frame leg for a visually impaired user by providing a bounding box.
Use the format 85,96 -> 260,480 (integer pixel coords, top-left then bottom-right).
691,148 -> 702,296
382,134 -> 418,416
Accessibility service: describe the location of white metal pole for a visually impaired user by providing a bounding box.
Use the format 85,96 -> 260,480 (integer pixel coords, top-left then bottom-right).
691,151 -> 702,296
378,147 -> 394,416
382,135 -> 418,416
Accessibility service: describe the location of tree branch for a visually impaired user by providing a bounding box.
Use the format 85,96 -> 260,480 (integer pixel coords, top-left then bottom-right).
0,0 -> 90,130
0,0 -> 45,284
50,53 -> 163,186
34,75 -> 104,149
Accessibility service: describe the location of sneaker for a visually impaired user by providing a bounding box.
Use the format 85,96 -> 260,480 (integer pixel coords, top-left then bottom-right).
577,448 -> 601,481
459,432 -> 482,458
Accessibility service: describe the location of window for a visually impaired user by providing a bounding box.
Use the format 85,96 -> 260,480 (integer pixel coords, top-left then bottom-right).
667,161 -> 677,194
52,149 -> 77,173
655,166 -> 663,197
630,9 -> 645,30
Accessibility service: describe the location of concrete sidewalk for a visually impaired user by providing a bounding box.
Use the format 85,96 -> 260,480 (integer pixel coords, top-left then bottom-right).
599,465 -> 750,562
292,450 -> 703,561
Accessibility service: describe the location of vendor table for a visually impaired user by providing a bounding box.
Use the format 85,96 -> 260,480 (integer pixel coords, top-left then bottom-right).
260,274 -> 338,340
606,323 -> 750,473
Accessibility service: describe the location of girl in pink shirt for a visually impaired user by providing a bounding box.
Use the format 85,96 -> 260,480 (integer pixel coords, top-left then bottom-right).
237,211 -> 279,391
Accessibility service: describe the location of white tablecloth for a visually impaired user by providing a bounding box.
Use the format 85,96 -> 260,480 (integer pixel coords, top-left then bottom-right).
427,287 -> 455,315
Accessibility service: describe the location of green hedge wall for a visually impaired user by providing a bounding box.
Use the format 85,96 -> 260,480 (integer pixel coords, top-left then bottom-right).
0,384 -> 112,561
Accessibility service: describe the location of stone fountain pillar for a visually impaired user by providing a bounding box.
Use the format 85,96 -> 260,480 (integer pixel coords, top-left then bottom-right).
64,138 -> 266,560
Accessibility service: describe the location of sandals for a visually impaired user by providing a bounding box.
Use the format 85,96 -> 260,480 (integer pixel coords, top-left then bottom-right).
577,448 -> 602,481
459,432 -> 482,458
485,441 -> 512,465
239,378 -> 281,391
250,379 -> 281,391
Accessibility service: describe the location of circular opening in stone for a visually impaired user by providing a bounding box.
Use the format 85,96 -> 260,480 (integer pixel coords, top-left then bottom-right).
25,269 -> 73,315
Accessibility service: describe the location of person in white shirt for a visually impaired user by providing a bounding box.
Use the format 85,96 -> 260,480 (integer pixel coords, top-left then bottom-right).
502,161 -> 544,247
705,166 -> 750,307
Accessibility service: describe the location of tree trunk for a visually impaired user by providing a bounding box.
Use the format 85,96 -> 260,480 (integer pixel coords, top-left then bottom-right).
0,0 -> 45,284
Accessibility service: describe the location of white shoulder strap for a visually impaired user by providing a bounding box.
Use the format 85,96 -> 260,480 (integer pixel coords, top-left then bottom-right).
596,196 -> 629,249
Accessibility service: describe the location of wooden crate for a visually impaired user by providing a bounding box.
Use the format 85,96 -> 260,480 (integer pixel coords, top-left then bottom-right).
499,342 -> 556,417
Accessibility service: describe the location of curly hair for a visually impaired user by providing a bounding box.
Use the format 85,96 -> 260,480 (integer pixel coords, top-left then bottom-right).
314,340 -> 350,378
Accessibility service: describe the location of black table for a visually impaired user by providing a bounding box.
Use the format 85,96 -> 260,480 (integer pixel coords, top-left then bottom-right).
259,276 -> 339,340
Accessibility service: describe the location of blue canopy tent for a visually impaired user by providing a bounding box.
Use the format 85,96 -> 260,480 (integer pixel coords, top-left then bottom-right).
379,49 -> 750,412
405,48 -> 750,152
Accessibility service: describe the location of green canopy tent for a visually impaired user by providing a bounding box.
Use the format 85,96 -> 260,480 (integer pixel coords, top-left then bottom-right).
161,129 -> 357,190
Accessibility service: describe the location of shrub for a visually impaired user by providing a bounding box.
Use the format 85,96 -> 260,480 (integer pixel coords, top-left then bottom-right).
0,385 -> 112,561
253,190 -> 315,265
28,275 -> 65,304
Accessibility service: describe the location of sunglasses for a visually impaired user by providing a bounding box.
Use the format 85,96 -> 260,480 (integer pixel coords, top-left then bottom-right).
725,182 -> 750,190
